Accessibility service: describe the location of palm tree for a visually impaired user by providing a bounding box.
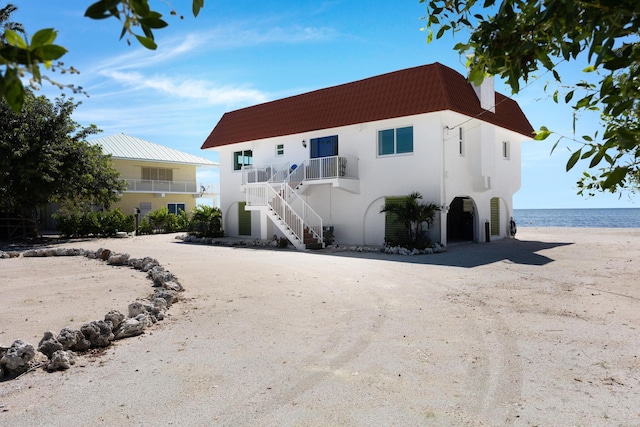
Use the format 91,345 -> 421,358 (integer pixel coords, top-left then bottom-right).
380,192 -> 440,248
189,205 -> 223,237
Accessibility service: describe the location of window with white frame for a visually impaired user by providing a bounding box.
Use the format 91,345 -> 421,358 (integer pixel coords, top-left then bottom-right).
167,203 -> 186,215
502,141 -> 510,159
275,144 -> 284,156
458,127 -> 465,156
377,126 -> 413,156
233,150 -> 253,171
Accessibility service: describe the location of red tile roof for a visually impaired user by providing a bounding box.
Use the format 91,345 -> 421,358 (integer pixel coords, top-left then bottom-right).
201,62 -> 534,149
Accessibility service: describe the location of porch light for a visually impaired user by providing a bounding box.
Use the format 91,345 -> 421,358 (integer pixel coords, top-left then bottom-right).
302,140 -> 307,148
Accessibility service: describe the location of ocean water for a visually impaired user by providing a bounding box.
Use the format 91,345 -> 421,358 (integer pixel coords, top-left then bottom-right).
514,208 -> 640,228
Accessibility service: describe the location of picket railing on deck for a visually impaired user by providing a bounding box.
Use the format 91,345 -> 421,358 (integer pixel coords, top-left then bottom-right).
242,162 -> 289,185
242,156 -> 358,187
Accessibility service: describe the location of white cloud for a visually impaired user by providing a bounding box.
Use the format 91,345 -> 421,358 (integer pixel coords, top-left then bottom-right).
91,33 -> 207,73
79,21 -> 339,108
103,70 -> 269,106
91,23 -> 338,74
199,24 -> 338,48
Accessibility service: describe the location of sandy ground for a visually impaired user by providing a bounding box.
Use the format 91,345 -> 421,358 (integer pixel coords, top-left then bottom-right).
1,227 -> 639,426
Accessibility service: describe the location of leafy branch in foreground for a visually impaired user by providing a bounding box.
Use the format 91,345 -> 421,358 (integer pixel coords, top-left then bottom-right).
0,1 -> 204,112
84,0 -> 204,50
0,24 -> 84,112
420,0 -> 639,196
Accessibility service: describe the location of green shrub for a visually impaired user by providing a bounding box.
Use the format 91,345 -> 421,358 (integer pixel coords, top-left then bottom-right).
176,209 -> 190,231
53,208 -> 135,237
54,209 -> 81,237
138,207 -> 191,234
100,209 -> 134,235
148,207 -> 169,232
137,216 -> 154,235
188,205 -> 223,237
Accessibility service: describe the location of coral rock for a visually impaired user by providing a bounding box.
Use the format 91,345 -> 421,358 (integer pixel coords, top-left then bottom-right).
107,253 -> 130,266
57,327 -> 91,352
0,340 -> 36,373
153,289 -> 179,307
38,331 -> 64,359
104,310 -> 126,329
81,320 -> 114,348
113,314 -> 148,340
47,350 -> 76,371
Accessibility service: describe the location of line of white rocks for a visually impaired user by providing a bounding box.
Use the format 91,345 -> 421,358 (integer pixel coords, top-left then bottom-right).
0,247 -> 183,380
177,234 -> 446,255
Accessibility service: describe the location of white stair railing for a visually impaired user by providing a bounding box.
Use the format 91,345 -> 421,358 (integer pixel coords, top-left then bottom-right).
246,183 -> 305,244
268,163 -> 290,184
275,182 -> 323,242
246,157 -> 353,248
288,163 -> 305,189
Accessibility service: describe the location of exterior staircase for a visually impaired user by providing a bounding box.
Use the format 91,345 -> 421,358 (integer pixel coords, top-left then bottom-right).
245,166 -> 323,250
243,156 -> 358,250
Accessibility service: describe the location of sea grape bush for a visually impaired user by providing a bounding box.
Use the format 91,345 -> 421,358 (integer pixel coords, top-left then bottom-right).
54,205 -> 224,238
54,208 -> 134,237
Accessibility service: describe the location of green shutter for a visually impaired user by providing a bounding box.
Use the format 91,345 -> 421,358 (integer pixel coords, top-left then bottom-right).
384,197 -> 406,244
238,202 -> 251,236
490,198 -> 500,236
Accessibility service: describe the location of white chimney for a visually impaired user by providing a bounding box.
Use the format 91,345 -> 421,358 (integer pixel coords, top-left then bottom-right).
473,76 -> 495,113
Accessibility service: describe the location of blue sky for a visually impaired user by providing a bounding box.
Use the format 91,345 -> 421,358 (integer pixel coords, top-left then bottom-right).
12,1 -> 637,209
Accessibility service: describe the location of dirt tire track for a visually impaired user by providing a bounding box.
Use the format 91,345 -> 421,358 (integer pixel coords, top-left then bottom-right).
447,293 -> 523,424
219,299 -> 388,425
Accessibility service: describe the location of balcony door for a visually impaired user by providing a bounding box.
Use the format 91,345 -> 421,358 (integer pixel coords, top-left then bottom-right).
308,136 -> 338,179
310,135 -> 338,159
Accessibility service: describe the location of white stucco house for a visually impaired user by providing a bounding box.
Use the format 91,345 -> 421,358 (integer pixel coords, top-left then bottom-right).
201,62 -> 533,250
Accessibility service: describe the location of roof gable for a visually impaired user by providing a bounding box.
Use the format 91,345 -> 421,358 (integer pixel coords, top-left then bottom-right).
201,63 -> 534,149
92,134 -> 217,166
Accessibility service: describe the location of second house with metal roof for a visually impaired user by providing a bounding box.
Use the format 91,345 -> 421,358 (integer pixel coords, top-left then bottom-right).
91,133 -> 218,218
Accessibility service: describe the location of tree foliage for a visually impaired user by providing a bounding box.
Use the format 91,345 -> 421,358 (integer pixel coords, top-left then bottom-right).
421,0 -> 639,195
0,1 -> 204,111
0,90 -> 127,217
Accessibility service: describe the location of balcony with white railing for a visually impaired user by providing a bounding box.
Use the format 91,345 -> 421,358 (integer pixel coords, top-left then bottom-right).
125,179 -> 200,194
242,156 -> 359,193
241,162 -> 290,185
303,156 -> 358,181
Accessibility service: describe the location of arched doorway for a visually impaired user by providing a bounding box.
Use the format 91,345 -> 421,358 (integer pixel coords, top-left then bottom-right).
447,196 -> 475,242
